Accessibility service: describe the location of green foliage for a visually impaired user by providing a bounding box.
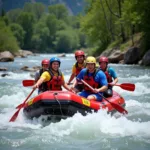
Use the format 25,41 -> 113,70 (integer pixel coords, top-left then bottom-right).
9,23 -> 25,47
23,2 -> 46,20
17,12 -> 35,49
48,4 -> 68,21
55,30 -> 80,53
0,20 -> 19,53
6,9 -> 22,23
32,22 -> 50,52
1,2 -> 86,53
80,0 -> 111,49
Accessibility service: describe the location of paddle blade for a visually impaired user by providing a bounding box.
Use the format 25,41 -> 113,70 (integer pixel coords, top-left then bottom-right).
110,102 -> 128,114
9,109 -> 20,122
10,89 -> 35,122
22,80 -> 35,87
120,83 -> 135,91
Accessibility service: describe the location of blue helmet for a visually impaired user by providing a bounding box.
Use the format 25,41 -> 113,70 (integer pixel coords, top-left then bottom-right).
50,57 -> 61,65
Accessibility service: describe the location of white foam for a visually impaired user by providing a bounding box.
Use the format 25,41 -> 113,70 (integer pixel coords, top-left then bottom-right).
0,72 -> 31,80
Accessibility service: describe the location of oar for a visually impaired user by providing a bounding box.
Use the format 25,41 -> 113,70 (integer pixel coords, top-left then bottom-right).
109,83 -> 135,91
80,79 -> 128,114
22,80 -> 35,87
9,89 -> 35,122
15,80 -> 35,109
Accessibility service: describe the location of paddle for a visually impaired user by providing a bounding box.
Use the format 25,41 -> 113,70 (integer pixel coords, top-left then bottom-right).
9,89 -> 35,122
80,79 -> 128,114
109,83 -> 135,91
22,80 -> 35,87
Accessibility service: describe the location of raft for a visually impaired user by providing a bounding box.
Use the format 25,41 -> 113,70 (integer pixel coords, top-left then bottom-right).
23,91 -> 126,121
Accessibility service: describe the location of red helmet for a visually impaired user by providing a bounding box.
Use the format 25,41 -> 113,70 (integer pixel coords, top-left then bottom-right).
75,50 -> 85,57
99,56 -> 108,63
41,59 -> 49,65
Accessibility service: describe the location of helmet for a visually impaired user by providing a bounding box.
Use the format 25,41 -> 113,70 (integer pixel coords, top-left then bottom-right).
50,57 -> 61,65
41,59 -> 49,65
99,56 -> 108,63
75,50 -> 85,57
86,56 -> 96,65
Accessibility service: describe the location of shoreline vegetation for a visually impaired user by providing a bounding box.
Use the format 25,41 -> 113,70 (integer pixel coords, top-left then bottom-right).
0,1 -> 150,66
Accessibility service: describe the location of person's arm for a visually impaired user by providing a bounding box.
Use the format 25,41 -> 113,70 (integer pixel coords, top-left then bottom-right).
67,73 -> 76,85
113,77 -> 118,85
95,85 -> 108,93
71,69 -> 84,91
63,82 -> 72,91
93,71 -> 108,93
33,77 -> 45,89
109,68 -> 118,86
33,72 -> 49,89
67,65 -> 76,85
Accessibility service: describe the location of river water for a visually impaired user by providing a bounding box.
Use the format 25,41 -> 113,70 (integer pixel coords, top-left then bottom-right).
0,54 -> 150,150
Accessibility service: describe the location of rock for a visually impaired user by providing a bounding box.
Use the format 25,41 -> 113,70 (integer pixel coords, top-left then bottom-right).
0,67 -> 8,71
141,50 -> 150,66
108,50 -> 124,63
0,51 -> 14,62
21,66 -> 41,72
57,53 -> 66,57
14,50 -> 34,58
96,48 -> 124,63
1,73 -> 9,77
124,47 -> 141,64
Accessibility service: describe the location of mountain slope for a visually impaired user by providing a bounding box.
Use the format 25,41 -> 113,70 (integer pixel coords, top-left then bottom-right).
0,0 -> 85,15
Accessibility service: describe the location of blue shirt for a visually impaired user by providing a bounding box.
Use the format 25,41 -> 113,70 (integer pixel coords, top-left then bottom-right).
108,67 -> 117,79
76,68 -> 108,87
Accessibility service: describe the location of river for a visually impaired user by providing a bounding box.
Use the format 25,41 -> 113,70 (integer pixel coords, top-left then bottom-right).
0,54 -> 150,150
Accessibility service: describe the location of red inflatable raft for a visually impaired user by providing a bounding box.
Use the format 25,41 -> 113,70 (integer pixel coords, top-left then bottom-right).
23,91 -> 126,121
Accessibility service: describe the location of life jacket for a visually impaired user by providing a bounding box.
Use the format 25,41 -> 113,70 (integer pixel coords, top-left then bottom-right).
100,67 -> 113,83
75,62 -> 86,76
83,69 -> 100,92
38,69 -> 49,92
47,69 -> 63,91
104,68 -> 113,83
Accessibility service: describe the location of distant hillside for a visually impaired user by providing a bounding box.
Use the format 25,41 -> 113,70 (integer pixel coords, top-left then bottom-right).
0,0 -> 85,15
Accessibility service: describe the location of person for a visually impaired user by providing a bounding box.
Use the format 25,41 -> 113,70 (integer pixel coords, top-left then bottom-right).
33,57 -> 72,92
67,50 -> 86,92
99,56 -> 118,97
34,59 -> 49,94
72,56 -> 108,101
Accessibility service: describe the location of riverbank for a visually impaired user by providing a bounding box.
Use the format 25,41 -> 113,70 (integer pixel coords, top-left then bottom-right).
96,33 -> 150,66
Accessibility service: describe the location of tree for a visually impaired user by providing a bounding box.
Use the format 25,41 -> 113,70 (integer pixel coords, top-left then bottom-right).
48,4 -> 68,21
0,20 -> 19,53
9,23 -> 25,47
6,9 -> 22,23
80,0 -> 111,52
55,29 -> 79,53
32,22 -> 50,52
17,12 -> 35,49
23,2 -> 46,20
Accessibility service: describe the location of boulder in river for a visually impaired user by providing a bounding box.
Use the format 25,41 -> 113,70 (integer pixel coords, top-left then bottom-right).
57,53 -> 66,57
21,66 -> 41,72
0,67 -> 8,71
124,47 -> 141,64
0,51 -> 14,62
14,50 -> 34,58
141,50 -> 150,66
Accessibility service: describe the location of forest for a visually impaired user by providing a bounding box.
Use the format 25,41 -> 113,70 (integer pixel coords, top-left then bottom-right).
0,0 -> 150,56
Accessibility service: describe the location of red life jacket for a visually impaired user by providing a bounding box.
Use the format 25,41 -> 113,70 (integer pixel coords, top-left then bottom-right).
75,62 -> 85,76
104,68 -> 113,83
47,69 -> 63,91
83,69 -> 100,92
